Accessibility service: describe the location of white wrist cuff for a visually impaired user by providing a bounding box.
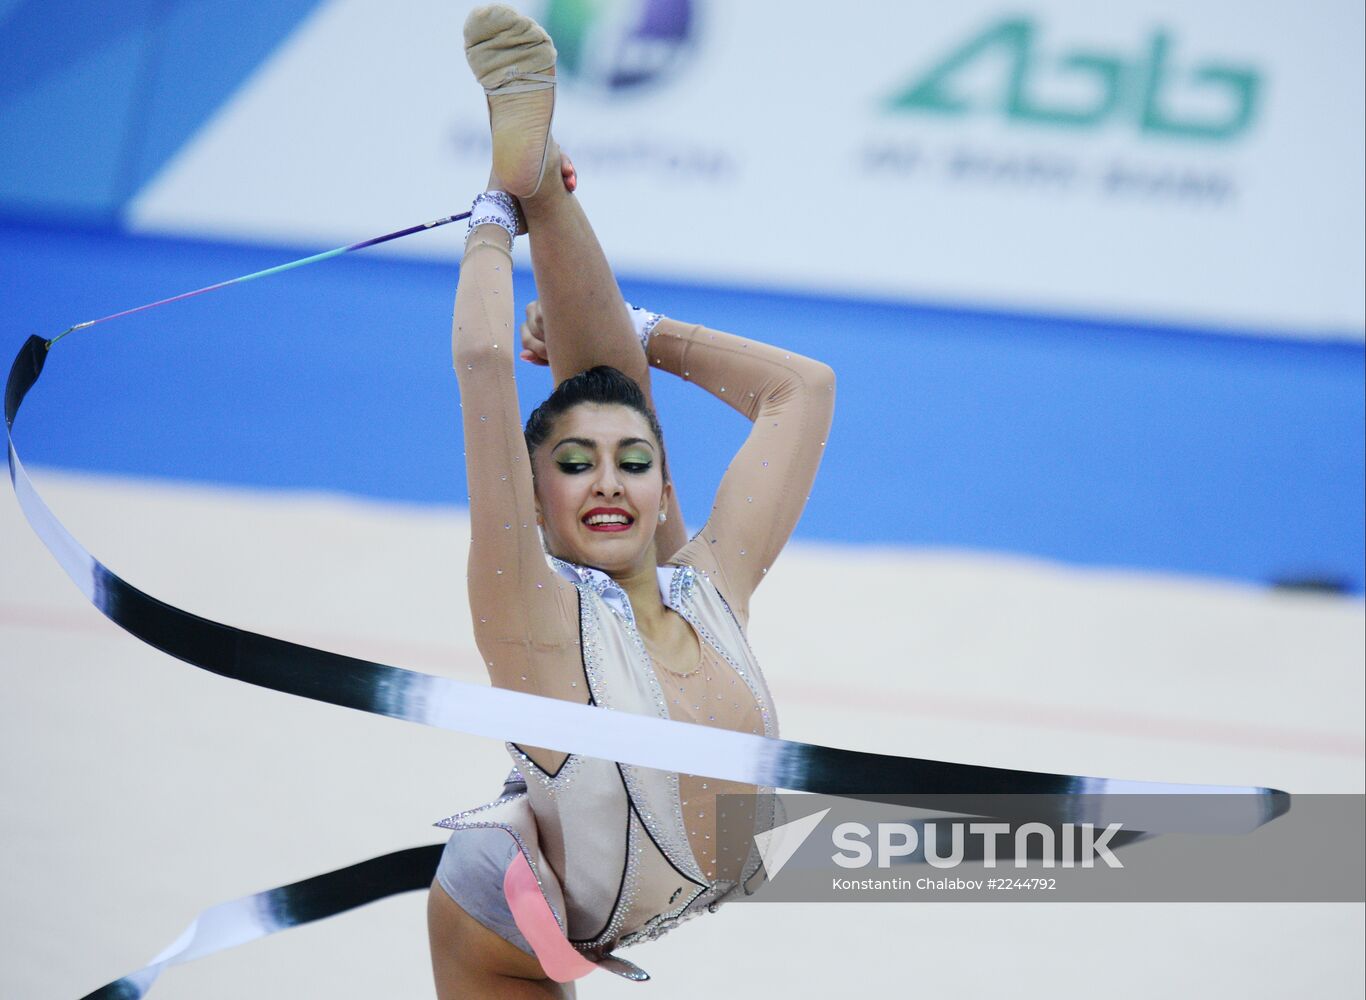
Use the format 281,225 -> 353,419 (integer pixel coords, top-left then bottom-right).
466,191 -> 522,243
624,302 -> 663,353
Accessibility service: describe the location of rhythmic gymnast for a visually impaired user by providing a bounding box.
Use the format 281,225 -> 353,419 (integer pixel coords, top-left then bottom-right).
427,5 -> 835,994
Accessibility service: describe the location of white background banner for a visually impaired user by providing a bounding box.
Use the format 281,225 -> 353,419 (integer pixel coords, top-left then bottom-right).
128,0 -> 1366,340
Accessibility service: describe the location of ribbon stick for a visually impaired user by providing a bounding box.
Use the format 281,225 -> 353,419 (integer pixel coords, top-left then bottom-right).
47,211 -> 471,347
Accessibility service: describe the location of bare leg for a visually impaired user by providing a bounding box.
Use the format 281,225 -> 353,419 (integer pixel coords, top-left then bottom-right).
516,148 -> 647,388
428,880 -> 576,999
463,5 -> 633,379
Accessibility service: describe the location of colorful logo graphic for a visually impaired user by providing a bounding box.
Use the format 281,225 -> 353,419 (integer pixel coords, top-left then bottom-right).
537,0 -> 695,93
887,17 -> 1262,143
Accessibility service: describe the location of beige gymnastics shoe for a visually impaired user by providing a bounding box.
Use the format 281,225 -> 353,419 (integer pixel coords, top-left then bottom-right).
464,4 -> 557,198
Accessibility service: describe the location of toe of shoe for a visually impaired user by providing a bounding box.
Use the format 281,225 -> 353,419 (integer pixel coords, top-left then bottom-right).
463,5 -> 521,49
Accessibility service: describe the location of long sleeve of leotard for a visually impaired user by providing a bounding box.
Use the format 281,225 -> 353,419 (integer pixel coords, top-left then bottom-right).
645,318 -> 835,625
452,231 -> 582,705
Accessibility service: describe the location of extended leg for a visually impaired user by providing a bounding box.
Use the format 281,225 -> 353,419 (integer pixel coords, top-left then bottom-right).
463,5 -> 648,389
519,146 -> 648,389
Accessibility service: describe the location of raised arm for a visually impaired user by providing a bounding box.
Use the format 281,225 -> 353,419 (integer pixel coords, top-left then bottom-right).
514,146 -> 690,559
452,225 -> 580,703
646,319 -> 836,624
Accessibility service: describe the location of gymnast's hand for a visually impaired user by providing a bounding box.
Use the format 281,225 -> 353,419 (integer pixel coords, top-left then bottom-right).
520,300 -> 550,366
559,150 -> 577,193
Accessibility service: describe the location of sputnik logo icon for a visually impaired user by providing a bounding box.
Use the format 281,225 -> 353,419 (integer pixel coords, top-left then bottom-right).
753,808 -> 831,879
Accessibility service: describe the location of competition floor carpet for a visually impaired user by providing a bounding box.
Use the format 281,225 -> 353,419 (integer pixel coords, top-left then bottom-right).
2,469 -> 1361,998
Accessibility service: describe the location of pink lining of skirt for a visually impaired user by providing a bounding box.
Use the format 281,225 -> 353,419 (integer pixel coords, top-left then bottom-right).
502,851 -> 599,983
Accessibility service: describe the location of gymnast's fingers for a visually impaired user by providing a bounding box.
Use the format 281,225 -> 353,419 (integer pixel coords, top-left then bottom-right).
561,150 -> 577,192
520,322 -> 549,366
524,299 -> 545,336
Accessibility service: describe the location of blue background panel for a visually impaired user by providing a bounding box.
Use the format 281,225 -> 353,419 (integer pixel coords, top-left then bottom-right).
4,218 -> 1362,592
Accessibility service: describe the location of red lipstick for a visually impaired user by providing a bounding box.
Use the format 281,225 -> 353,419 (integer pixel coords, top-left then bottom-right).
582,507 -> 634,532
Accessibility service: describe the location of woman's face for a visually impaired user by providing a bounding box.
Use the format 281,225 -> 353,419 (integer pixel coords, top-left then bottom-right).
532,402 -> 670,575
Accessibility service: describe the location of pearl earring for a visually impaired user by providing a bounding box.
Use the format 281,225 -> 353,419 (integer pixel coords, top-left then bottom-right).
658,511 -> 668,523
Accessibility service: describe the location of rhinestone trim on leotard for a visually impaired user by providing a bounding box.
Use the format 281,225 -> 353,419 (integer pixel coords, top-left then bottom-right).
576,807 -> 646,950
434,796 -> 568,934
505,741 -> 582,796
668,565 -> 776,740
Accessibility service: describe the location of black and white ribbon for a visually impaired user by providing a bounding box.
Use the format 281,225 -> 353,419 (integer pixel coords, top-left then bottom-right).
6,325 -> 1289,998
80,846 -> 442,1000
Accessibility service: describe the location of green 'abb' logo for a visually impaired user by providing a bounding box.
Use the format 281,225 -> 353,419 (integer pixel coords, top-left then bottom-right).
887,18 -> 1261,142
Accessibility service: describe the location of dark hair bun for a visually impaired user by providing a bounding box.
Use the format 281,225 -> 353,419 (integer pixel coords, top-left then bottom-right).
525,366 -> 668,480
